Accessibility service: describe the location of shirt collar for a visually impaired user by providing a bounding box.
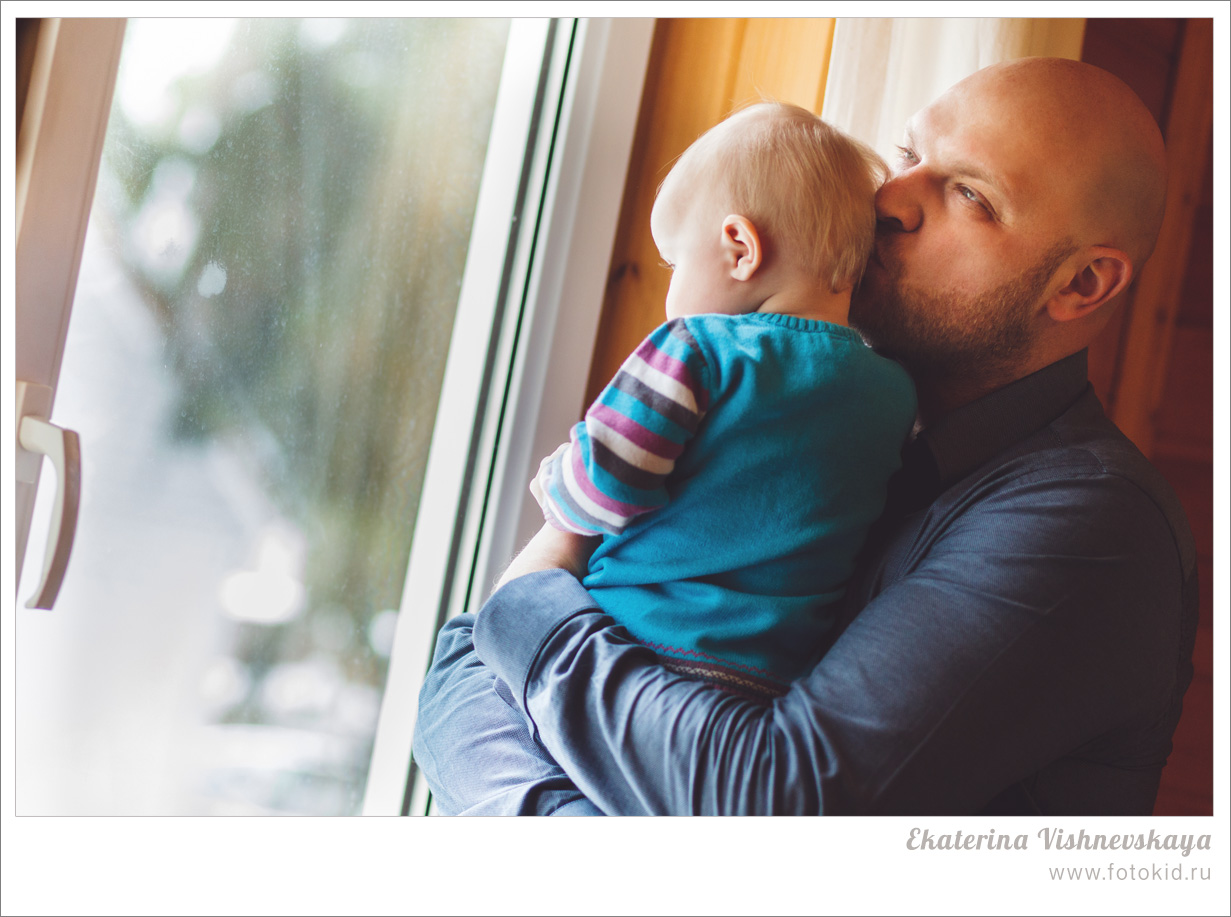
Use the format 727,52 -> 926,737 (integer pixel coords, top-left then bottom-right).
911,349 -> 1091,492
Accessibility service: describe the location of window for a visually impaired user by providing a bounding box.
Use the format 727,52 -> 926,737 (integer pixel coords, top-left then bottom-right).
14,16 -> 652,815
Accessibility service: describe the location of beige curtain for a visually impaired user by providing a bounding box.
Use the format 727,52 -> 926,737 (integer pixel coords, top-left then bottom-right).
822,18 -> 1086,155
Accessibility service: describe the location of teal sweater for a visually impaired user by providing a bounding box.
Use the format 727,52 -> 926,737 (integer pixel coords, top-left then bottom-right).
559,313 -> 916,697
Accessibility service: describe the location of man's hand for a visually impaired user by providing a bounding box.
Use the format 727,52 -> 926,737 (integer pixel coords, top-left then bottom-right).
493,524 -> 600,593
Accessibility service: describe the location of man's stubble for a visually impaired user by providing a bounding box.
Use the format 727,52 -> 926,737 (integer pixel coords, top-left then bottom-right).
850,239 -> 1075,387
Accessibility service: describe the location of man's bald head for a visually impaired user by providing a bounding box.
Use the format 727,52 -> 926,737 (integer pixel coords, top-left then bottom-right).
944,57 -> 1167,268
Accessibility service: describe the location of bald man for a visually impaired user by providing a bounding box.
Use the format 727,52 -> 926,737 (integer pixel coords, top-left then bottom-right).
413,58 -> 1197,815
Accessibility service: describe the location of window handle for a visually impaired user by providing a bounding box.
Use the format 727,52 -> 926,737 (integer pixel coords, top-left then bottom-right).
17,392 -> 81,610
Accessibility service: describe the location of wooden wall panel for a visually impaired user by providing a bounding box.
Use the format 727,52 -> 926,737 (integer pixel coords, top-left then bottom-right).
1078,18 -> 1180,124
1109,19 -> 1214,455
729,18 -> 834,113
1175,153 -> 1214,327
1084,19 -> 1188,409
1155,326 -> 1214,457
1082,18 -> 1214,818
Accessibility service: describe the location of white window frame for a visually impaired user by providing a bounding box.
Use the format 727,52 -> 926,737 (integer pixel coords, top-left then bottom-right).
10,16 -> 654,816
13,18 -> 126,591
363,17 -> 654,815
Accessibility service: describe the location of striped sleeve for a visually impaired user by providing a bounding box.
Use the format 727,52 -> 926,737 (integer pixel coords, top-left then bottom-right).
532,318 -> 712,536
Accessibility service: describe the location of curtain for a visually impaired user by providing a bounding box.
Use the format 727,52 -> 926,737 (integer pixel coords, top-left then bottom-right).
821,18 -> 1086,155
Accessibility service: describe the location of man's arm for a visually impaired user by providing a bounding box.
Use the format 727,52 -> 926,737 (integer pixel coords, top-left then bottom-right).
412,524 -> 601,815
473,472 -> 1188,814
413,611 -> 601,815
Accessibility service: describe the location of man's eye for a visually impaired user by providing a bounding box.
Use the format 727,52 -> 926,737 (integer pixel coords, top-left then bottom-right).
896,145 -> 919,165
955,183 -> 984,203
954,185 -> 995,217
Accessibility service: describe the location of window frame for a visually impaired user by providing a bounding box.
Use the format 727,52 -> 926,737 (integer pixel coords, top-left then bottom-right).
11,16 -> 654,816
14,17 -> 126,590
363,17 -> 654,815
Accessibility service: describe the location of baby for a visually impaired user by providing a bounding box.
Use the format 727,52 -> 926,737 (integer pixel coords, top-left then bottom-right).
530,102 -> 916,698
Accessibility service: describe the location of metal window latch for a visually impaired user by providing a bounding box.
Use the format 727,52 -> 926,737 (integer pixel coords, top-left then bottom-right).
15,381 -> 81,610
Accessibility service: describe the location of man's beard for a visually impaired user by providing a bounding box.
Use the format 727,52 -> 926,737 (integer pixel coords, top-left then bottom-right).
851,240 -> 1075,386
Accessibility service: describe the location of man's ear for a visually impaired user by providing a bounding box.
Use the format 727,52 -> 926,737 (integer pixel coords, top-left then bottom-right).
1046,246 -> 1133,322
721,214 -> 762,281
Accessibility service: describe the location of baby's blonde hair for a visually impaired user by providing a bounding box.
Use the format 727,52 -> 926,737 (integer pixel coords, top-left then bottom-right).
668,101 -> 887,293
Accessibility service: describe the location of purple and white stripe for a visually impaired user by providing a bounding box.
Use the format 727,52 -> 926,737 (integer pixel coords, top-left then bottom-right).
533,319 -> 711,535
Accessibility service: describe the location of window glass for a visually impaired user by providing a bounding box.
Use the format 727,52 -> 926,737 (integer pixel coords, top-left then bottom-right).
17,17 -> 511,814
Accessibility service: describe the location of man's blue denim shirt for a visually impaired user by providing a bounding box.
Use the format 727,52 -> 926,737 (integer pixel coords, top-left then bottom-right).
413,350 -> 1198,814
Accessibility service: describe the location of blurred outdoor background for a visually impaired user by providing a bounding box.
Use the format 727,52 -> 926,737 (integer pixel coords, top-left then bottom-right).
17,17 -> 510,814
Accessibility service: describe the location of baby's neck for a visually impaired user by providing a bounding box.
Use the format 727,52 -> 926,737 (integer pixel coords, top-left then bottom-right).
755,282 -> 852,326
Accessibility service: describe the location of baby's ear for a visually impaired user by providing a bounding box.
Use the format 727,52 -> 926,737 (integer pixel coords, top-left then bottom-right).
722,214 -> 762,281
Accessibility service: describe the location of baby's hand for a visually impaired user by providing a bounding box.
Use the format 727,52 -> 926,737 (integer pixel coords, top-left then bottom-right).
529,443 -> 568,512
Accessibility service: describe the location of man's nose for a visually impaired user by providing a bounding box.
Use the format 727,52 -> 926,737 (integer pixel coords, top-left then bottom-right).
874,172 -> 923,234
